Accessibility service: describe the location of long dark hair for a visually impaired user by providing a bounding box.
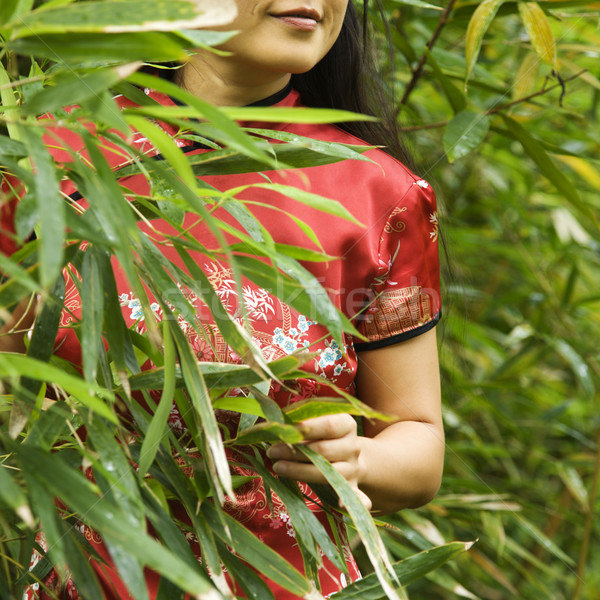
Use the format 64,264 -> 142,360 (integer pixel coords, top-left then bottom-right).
291,2 -> 413,168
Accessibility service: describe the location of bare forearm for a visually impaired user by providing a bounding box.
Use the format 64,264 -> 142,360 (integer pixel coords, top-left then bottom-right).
358,420 -> 445,515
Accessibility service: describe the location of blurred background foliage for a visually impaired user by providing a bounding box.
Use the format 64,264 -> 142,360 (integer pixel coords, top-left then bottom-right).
1,0 -> 599,599
350,1 -> 600,599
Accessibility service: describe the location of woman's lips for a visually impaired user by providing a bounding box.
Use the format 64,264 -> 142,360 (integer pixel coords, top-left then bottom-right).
271,8 -> 321,31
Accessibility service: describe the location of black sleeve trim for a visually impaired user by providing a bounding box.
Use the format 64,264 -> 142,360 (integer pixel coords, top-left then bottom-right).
354,311 -> 441,352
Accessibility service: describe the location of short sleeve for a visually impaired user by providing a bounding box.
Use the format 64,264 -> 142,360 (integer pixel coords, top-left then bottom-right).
354,178 -> 441,351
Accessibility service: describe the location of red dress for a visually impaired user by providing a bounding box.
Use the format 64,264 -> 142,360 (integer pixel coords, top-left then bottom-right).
3,86 -> 440,599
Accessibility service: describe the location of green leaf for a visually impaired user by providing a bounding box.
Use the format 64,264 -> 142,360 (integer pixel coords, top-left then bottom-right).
174,28 -> 237,48
0,0 -> 34,26
545,337 -> 595,398
9,32 -> 188,64
138,323 -> 176,479
331,541 -> 475,599
283,398 -> 391,423
229,183 -> 364,227
0,354 -> 117,423
125,113 -> 197,190
425,49 -> 467,114
465,0 -> 506,84
298,446 -> 401,600
203,502 -> 310,597
443,111 -> 490,162
231,421 -> 303,446
22,64 -> 138,116
212,396 -> 265,417
20,127 -> 64,289
389,0 -> 443,9
218,547 -> 276,600
10,276 -> 65,437
11,0 -> 237,35
247,454 -> 346,572
245,128 -> 374,162
128,72 -> 276,168
16,444 -> 218,599
0,462 -> 34,527
167,315 -> 233,500
0,134 -> 27,159
518,2 -> 557,68
499,116 -> 599,229
80,247 -> 104,384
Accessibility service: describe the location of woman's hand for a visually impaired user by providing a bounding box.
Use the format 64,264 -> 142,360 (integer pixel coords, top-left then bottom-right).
267,328 -> 444,515
267,413 -> 373,511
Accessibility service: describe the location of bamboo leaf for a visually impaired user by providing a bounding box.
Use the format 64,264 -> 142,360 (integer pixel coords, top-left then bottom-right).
166,314 -> 233,500
125,113 -> 197,190
443,111 -> 490,162
11,0 -> 237,35
245,128 -> 374,161
298,446 -> 401,600
425,49 -> 467,114
231,421 -> 303,446
229,183 -> 364,227
556,463 -> 588,513
283,398 -> 391,423
17,444 -> 221,600
202,502 -> 311,597
22,64 -> 138,116
544,337 -> 595,398
331,541 -> 475,599
0,461 -> 34,527
512,52 -> 540,101
128,72 -> 276,168
138,323 -> 176,479
217,547 -> 276,600
212,396 -> 265,417
465,0 -> 506,84
20,127 -> 64,289
389,0 -> 443,9
0,0 -> 34,26
246,454 -> 347,572
0,354 -> 117,424
9,32 -> 189,64
80,247 -> 104,384
498,116 -> 599,229
518,2 -> 557,68
0,135 -> 27,159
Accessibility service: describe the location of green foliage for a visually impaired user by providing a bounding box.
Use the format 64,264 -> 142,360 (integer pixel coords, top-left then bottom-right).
1,0 -> 598,599
356,0 -> 600,598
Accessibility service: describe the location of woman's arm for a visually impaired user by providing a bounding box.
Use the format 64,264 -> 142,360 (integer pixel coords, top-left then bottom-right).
267,328 -> 444,514
0,295 -> 37,353
354,327 -> 444,513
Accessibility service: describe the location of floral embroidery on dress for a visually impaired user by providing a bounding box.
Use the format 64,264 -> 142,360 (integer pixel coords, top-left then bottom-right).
429,211 -> 438,242
268,509 -> 296,538
242,285 -> 275,322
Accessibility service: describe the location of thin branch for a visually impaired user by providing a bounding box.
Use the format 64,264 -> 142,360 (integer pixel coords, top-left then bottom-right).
486,70 -> 586,115
399,70 -> 587,132
398,0 -> 457,108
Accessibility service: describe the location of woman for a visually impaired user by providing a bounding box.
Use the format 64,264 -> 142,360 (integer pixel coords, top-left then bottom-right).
4,1 -> 444,598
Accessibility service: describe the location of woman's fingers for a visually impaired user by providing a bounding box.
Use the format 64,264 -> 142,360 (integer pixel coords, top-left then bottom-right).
272,458 -> 357,483
339,487 -> 373,512
268,437 -> 359,463
298,413 -> 357,441
267,413 -> 370,508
